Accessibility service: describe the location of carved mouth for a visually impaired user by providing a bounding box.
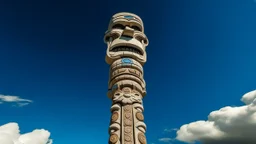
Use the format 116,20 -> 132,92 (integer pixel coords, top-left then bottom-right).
110,46 -> 143,55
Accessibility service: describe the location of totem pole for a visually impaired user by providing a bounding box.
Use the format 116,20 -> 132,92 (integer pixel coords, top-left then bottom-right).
104,12 -> 149,144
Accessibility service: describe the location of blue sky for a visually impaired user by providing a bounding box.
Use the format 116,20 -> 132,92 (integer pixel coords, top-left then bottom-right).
0,0 -> 256,144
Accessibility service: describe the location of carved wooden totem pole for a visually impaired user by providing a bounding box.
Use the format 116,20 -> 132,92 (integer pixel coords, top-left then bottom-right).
104,12 -> 149,144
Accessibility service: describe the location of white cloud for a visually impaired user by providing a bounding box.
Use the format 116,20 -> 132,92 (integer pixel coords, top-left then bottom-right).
176,90 -> 256,144
0,94 -> 32,107
159,138 -> 173,143
0,122 -> 52,144
164,128 -> 178,132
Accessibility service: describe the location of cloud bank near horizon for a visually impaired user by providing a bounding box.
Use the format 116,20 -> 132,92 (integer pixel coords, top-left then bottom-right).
176,90 -> 256,144
0,122 -> 52,144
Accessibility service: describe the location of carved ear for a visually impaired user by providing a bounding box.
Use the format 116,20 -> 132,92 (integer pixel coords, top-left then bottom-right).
110,104 -> 121,112
133,103 -> 144,112
105,32 -> 120,43
109,123 -> 120,134
136,122 -> 147,133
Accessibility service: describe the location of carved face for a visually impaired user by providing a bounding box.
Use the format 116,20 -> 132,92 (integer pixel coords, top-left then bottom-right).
104,13 -> 149,65
113,87 -> 142,104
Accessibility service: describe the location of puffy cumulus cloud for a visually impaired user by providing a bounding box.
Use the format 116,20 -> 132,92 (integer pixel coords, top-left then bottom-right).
176,90 -> 256,144
0,122 -> 52,144
0,94 -> 32,107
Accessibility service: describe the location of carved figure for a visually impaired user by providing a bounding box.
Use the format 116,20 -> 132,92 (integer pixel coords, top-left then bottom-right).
104,12 -> 149,144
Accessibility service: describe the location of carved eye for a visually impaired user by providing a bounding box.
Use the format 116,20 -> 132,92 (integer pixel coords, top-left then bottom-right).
143,39 -> 148,45
105,33 -> 120,42
135,93 -> 140,96
135,36 -> 143,43
112,24 -> 125,30
135,35 -> 148,45
131,25 -> 141,31
115,93 -> 121,96
111,33 -> 119,40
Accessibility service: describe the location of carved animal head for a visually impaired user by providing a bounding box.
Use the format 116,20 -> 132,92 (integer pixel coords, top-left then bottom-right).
113,87 -> 142,104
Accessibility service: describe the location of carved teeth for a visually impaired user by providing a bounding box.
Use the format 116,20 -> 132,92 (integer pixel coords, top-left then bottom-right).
111,46 -> 142,55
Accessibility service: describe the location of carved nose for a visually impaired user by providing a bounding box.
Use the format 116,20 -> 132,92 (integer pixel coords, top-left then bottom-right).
123,94 -> 131,98
122,26 -> 134,37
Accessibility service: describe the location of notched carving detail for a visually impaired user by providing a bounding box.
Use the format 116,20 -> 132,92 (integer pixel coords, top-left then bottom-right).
124,119 -> 132,126
123,105 -> 134,143
136,112 -> 144,121
112,112 -> 119,122
124,127 -> 132,133
124,134 -> 132,142
109,134 -> 119,144
138,132 -> 147,144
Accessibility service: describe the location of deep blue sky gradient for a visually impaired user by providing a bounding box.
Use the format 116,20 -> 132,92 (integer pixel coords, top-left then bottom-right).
0,0 -> 256,143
